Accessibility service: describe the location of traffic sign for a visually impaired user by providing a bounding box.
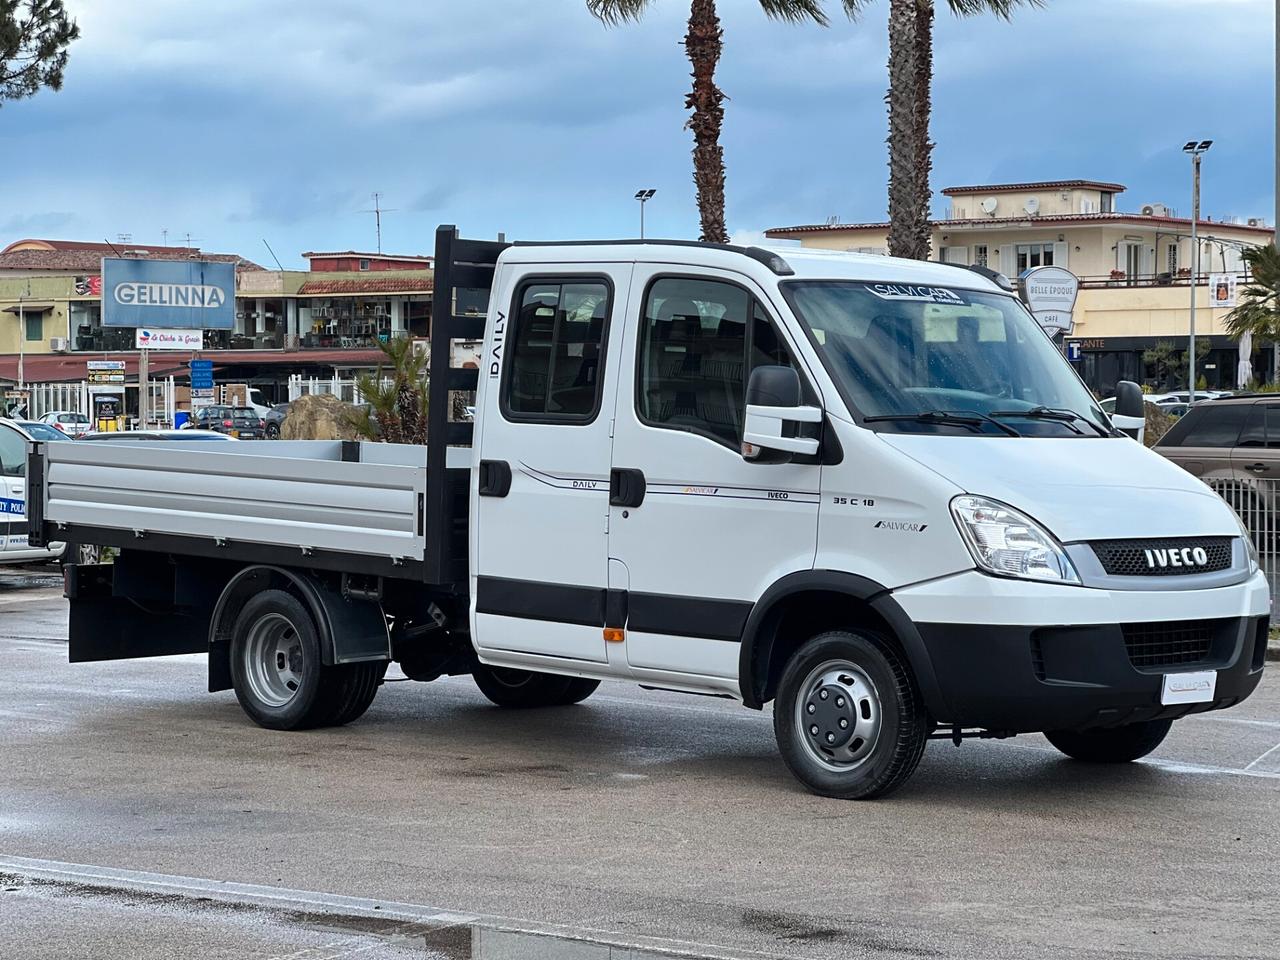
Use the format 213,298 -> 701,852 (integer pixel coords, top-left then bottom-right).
1066,341 -> 1082,362
189,359 -> 214,390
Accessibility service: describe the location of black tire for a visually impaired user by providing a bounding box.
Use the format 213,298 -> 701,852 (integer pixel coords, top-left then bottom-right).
230,589 -> 346,730
265,423 -> 281,439
326,660 -> 389,727
1044,719 -> 1173,763
557,677 -> 601,705
773,630 -> 929,800
472,664 -> 587,708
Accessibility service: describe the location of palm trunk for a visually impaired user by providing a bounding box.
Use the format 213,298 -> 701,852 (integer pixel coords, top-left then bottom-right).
910,0 -> 935,260
684,0 -> 728,244
886,0 -> 931,261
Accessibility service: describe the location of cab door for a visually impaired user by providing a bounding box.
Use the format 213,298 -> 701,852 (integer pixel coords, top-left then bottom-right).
606,268 -> 822,690
471,264 -> 631,667
0,423 -> 26,553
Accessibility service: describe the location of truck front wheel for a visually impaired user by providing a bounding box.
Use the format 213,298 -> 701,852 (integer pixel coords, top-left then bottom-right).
1044,719 -> 1172,763
230,589 -> 347,730
773,630 -> 929,800
472,664 -> 599,708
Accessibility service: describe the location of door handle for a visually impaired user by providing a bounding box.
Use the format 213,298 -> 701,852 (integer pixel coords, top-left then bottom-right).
477,459 -> 512,497
1247,463 -> 1270,473
610,468 -> 646,508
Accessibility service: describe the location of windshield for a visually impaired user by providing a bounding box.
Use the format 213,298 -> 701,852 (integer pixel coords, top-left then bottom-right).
784,281 -> 1110,437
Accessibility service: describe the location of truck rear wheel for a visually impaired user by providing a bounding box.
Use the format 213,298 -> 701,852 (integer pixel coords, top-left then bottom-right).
773,630 -> 929,800
1044,719 -> 1172,763
230,590 -> 346,730
326,660 -> 389,727
472,664 -> 599,708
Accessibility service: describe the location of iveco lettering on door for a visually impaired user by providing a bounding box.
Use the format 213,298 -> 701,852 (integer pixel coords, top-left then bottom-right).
114,283 -> 226,308
1145,546 -> 1210,569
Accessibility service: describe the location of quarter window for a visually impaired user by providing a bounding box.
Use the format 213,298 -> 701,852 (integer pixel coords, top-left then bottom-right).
503,279 -> 610,422
637,277 -> 800,448
1158,403 -> 1249,448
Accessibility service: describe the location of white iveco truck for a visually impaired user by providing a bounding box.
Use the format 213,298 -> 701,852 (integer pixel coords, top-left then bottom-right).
28,226 -> 1269,799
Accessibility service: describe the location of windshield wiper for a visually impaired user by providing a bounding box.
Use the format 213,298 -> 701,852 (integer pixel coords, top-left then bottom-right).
989,406 -> 1110,437
864,410 -> 1021,437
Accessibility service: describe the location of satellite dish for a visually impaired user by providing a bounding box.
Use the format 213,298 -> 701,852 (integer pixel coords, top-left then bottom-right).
1024,197 -> 1040,216
981,197 -> 998,215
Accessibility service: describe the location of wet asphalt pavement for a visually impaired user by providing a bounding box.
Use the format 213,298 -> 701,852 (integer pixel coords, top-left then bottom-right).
0,569 -> 1277,959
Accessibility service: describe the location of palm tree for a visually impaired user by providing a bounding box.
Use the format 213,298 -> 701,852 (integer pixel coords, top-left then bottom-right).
588,0 -> 857,244
1224,245 -> 1280,342
876,0 -> 1045,259
353,337 -> 429,444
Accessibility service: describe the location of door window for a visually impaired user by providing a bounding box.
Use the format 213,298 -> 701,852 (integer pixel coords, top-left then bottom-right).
502,278 -> 610,423
0,426 -> 26,477
636,277 -> 801,448
1158,404 -> 1249,448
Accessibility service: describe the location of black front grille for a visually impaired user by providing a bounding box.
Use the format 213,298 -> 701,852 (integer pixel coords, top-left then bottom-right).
1091,537 -> 1232,577
1121,619 -> 1218,670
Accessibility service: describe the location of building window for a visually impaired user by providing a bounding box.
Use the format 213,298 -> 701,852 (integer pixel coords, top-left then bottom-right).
359,259 -> 371,271
1015,243 -> 1054,274
24,312 -> 43,341
974,245 -> 988,268
1100,192 -> 1114,213
502,278 -> 610,422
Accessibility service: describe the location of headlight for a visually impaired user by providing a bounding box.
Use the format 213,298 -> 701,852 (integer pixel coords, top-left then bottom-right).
950,495 -> 1080,584
1232,511 -> 1260,574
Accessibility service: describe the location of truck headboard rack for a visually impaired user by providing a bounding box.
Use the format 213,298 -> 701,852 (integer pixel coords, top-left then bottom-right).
424,225 -> 509,585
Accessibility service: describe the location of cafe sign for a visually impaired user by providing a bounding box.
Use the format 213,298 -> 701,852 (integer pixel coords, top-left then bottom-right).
1021,265 -> 1080,335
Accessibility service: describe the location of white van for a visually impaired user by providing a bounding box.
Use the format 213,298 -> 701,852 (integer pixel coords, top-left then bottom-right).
0,420 -> 65,563
32,230 -> 1270,799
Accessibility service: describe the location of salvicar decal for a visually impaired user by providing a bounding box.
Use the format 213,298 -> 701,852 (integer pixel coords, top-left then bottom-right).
866,284 -> 965,305
874,520 -> 928,533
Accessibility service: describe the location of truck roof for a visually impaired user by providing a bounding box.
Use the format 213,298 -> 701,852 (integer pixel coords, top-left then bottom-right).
501,239 -> 1007,294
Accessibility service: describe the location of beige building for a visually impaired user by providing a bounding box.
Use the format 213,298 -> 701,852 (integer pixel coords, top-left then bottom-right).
766,179 -> 1275,396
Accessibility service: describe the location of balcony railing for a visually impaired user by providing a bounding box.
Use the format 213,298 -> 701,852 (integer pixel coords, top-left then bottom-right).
72,330 -> 409,353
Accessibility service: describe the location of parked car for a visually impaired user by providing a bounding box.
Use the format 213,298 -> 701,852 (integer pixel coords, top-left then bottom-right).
264,402 -> 290,439
187,406 -> 265,439
1148,391 -> 1229,405
1099,397 -> 1190,421
0,420 -> 66,564
10,421 -> 74,442
1155,395 -> 1280,535
38,411 -> 92,436
78,430 -> 238,442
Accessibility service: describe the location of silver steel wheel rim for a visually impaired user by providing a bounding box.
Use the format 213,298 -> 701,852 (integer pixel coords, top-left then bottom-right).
244,613 -> 304,708
794,659 -> 883,772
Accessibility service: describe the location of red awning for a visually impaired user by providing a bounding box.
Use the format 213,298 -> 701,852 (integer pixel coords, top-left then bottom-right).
0,348 -> 389,383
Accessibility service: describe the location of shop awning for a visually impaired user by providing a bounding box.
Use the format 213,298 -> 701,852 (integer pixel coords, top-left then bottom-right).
2,302 -> 54,314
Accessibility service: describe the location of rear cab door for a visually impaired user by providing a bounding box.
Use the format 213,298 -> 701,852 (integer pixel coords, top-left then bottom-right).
1158,401 -> 1249,481
0,423 -> 26,554
470,258 -> 632,670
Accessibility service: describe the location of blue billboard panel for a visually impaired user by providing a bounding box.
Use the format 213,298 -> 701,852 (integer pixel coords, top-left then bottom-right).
102,258 -> 235,330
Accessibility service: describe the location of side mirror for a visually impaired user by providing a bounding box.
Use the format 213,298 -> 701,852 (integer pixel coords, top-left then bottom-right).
742,365 -> 822,464
1114,380 -> 1144,419
1111,380 -> 1146,443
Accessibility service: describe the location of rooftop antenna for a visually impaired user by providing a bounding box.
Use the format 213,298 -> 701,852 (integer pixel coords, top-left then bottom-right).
361,192 -> 397,254
262,238 -> 286,272
183,232 -> 203,258
102,238 -> 125,258
161,228 -> 169,246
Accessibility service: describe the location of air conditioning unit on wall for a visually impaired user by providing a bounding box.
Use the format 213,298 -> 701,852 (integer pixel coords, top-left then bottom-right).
49,337 -> 68,352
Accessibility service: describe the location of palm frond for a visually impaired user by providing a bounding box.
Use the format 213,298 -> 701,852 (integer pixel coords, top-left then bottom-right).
756,0 -> 832,25
945,0 -> 1046,21
837,0 -> 876,19
586,0 -> 655,26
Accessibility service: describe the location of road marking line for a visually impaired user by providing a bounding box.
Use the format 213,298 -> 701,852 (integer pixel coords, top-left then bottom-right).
0,855 -> 777,960
1003,739 -> 1280,780
1193,716 -> 1280,731
1243,740 -> 1280,771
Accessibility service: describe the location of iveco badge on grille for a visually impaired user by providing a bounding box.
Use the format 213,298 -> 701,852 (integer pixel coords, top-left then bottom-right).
1144,546 -> 1210,569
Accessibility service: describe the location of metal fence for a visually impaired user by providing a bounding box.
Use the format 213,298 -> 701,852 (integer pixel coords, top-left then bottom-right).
1205,478 -> 1280,598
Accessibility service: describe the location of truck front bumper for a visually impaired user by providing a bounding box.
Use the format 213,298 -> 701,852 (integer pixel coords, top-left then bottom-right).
893,570 -> 1270,733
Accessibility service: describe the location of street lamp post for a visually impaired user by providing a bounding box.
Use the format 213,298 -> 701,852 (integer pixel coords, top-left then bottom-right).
634,188 -> 656,239
1183,139 -> 1212,401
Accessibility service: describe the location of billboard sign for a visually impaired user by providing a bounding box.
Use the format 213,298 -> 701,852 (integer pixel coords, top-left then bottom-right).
1020,265 -> 1080,335
102,258 -> 235,330
135,328 -> 205,350
1210,273 -> 1238,310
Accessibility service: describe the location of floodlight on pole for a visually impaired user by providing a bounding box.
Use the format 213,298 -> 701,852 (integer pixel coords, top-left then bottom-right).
635,188 -> 656,239
1182,139 -> 1212,401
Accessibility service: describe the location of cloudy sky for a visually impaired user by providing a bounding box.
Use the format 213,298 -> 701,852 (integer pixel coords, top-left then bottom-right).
0,0 -> 1272,266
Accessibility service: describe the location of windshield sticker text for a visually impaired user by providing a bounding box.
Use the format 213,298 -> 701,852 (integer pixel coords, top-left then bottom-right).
867,284 -> 965,305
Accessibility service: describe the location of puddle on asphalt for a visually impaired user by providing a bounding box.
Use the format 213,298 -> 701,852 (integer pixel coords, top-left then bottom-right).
0,568 -> 63,590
